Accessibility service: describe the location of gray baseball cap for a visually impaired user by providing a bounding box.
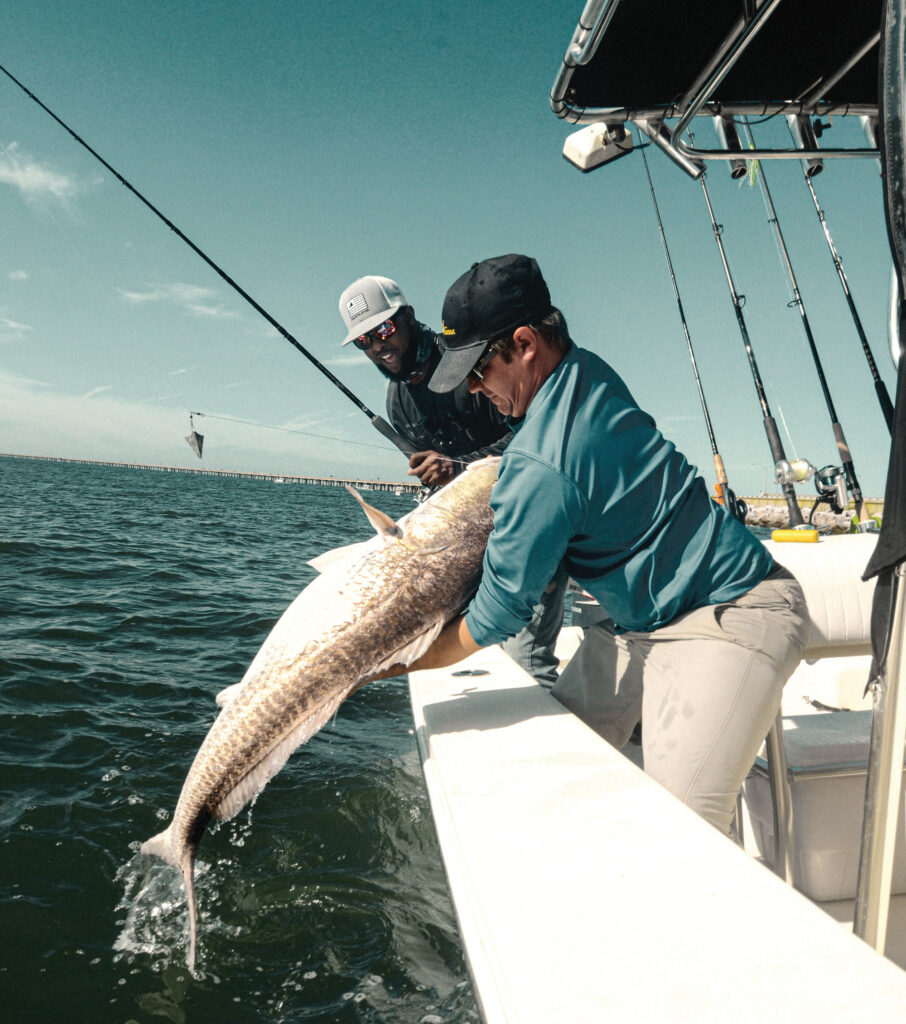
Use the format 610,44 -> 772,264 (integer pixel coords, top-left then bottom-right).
338,276 -> 408,345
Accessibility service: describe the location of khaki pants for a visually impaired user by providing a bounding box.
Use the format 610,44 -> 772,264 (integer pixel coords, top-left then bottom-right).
551,566 -> 809,835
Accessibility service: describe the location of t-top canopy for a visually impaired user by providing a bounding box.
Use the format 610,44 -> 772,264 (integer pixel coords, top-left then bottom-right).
551,0 -> 883,175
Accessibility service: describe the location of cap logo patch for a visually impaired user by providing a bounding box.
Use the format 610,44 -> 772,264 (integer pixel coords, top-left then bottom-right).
442,321 -> 456,335
346,293 -> 369,320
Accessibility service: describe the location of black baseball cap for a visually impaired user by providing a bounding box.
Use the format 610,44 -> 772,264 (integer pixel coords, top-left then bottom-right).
429,254 -> 552,393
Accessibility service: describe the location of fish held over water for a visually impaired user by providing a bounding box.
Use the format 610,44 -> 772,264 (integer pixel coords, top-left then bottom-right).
140,457 -> 499,971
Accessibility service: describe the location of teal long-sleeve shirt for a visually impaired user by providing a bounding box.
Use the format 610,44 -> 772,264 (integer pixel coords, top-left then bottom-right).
464,344 -> 773,646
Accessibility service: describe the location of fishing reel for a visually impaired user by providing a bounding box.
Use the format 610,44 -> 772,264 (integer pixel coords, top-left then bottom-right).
713,483 -> 747,523
810,464 -> 847,518
774,458 -> 816,487
727,488 -> 747,523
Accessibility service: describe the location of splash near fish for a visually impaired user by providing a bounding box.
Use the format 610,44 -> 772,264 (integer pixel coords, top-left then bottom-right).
141,457 -> 499,970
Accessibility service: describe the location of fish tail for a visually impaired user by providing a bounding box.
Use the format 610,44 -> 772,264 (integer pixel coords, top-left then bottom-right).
141,825 -> 176,865
141,825 -> 199,972
182,854 -> 199,973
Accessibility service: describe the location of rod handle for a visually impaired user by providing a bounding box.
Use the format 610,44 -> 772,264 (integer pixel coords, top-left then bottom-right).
370,416 -> 415,456
876,380 -> 895,434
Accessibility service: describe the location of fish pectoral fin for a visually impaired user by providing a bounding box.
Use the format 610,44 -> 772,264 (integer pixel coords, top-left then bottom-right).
307,539 -> 371,573
346,485 -> 402,540
215,680 -> 245,707
372,619 -> 446,675
211,684 -> 355,823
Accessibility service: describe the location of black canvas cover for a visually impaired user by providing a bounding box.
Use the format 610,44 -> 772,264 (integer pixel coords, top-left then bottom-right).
566,0 -> 882,115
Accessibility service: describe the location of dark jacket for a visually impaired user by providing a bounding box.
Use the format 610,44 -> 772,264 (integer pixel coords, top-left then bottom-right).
385,322 -> 512,473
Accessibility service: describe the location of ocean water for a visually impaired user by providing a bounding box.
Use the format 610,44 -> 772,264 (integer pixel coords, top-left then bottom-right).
1,457 -> 478,1023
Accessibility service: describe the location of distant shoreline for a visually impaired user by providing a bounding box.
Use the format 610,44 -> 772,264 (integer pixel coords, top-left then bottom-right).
0,452 -> 421,494
2,452 -> 884,511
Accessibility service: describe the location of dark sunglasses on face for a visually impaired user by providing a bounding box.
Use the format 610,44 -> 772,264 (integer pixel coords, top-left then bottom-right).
468,340 -> 501,383
354,319 -> 397,350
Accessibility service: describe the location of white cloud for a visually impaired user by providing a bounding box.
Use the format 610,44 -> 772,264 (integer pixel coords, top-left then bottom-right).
0,142 -> 79,202
81,385 -> 112,399
0,312 -> 33,342
0,315 -> 32,332
117,282 -> 239,320
330,352 -> 368,368
283,411 -> 333,431
8,270 -> 29,281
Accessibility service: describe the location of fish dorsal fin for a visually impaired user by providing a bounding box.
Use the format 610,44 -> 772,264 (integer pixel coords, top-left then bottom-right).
345,485 -> 402,539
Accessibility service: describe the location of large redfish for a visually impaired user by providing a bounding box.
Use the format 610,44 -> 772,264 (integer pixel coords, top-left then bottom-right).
141,458 -> 498,970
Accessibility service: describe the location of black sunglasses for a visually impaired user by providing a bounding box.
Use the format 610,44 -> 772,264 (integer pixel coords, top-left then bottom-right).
468,340 -> 504,383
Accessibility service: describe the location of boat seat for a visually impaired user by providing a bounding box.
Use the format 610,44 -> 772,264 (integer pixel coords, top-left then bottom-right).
751,534 -> 879,889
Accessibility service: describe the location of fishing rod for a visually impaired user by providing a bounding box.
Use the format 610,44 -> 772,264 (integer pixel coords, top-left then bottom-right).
742,120 -> 871,526
787,118 -> 895,434
697,167 -> 805,527
0,63 -> 415,458
637,135 -> 745,521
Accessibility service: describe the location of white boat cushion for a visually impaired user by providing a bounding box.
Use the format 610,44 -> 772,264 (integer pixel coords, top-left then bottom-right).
763,534 -> 878,659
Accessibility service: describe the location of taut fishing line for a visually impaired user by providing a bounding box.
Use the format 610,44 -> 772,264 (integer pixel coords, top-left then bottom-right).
0,63 -> 415,457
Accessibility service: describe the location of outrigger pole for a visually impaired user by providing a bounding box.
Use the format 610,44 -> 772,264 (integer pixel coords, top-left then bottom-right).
0,63 -> 414,458
697,168 -> 805,527
742,121 -> 871,526
789,123 -> 895,434
637,135 -> 743,520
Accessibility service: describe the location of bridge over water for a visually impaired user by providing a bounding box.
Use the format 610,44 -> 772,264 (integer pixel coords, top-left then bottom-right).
0,453 -> 420,494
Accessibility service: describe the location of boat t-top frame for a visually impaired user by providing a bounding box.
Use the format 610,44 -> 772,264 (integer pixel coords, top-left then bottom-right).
551,0 -> 883,177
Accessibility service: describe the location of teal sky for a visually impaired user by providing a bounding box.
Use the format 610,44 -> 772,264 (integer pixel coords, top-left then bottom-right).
0,0 -> 897,497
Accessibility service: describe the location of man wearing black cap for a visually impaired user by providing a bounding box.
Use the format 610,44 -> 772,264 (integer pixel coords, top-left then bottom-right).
339,272 -> 566,686
387,253 -> 809,836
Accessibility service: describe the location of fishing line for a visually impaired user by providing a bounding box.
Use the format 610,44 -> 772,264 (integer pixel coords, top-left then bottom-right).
0,63 -> 415,457
636,130 -> 744,520
198,410 -> 406,453
696,159 -> 805,527
786,118 -> 895,433
744,119 -> 871,524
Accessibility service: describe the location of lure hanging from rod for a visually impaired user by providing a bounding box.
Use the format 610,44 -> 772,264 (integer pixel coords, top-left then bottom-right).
185,411 -> 204,459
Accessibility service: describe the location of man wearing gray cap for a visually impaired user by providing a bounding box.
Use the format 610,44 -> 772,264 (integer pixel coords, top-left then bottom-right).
375,253 -> 809,836
339,275 -> 510,488
339,273 -> 566,686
